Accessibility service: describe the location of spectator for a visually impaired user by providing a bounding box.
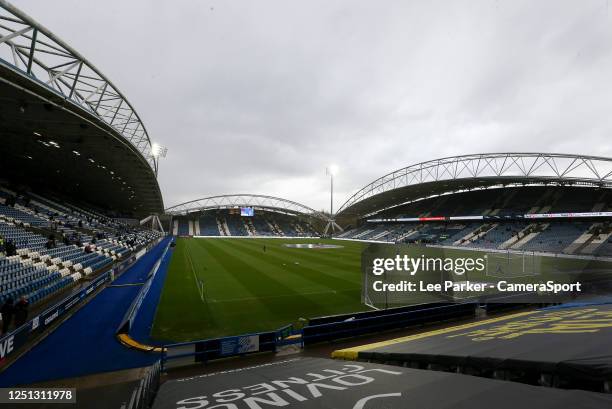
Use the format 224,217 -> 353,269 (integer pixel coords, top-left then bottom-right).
0,235 -> 5,256
14,296 -> 29,327
5,239 -> 16,257
1,298 -> 14,335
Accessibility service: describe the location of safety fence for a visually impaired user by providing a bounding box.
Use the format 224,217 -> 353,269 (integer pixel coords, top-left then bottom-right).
120,360 -> 161,409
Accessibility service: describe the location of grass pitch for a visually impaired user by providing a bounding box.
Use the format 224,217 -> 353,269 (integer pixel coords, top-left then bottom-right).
151,237 -> 366,342
151,238 -> 612,342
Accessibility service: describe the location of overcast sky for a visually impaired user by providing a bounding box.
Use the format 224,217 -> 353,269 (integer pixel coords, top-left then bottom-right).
17,0 -> 612,212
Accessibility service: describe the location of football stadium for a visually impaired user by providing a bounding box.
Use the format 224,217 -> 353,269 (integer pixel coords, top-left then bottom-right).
0,2 -> 611,408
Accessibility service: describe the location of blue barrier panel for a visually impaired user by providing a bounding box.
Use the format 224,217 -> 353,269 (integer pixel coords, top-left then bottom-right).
308,302 -> 458,326
0,321 -> 30,365
37,272 -> 110,331
162,325 -> 302,368
0,270 -> 111,367
302,303 -> 477,345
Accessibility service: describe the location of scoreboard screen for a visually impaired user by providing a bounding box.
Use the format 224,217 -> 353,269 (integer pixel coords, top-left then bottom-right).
240,207 -> 255,217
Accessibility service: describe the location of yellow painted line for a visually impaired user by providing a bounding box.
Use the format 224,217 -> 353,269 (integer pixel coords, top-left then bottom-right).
117,333 -> 165,353
331,310 -> 538,360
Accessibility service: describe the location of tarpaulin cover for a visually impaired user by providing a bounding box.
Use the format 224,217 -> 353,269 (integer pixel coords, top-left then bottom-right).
346,305 -> 612,382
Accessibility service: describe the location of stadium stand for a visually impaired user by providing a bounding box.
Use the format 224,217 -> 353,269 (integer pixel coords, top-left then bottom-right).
0,184 -> 163,319
337,186 -> 612,256
176,218 -> 189,236
225,214 -> 249,236
198,213 -> 220,236
171,209 -> 319,237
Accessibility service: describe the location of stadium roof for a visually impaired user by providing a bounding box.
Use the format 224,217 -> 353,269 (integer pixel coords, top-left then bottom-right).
166,194 -> 330,222
0,1 -> 163,216
336,153 -> 612,219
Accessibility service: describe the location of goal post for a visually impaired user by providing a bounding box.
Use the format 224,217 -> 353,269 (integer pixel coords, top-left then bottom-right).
485,250 -> 539,278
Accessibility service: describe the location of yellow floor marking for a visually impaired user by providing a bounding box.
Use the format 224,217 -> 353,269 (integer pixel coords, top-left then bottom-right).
117,333 -> 165,353
331,310 -> 537,360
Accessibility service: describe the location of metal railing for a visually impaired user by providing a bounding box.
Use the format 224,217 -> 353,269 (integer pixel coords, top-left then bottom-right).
338,153 -> 612,215
121,361 -> 161,409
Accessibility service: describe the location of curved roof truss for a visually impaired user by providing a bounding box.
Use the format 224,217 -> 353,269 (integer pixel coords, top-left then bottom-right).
337,153 -> 612,216
0,1 -> 157,173
166,194 -> 330,221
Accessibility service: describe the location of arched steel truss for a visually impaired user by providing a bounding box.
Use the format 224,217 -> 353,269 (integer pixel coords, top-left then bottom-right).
0,1 -> 157,173
337,153 -> 612,215
165,194 -> 330,221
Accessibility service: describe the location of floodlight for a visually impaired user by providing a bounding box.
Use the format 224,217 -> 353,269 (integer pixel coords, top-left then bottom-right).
328,164 -> 339,176
151,143 -> 167,158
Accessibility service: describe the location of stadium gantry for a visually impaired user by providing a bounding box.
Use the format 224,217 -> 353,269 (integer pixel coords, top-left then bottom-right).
337,153 -> 612,220
0,1 -> 163,216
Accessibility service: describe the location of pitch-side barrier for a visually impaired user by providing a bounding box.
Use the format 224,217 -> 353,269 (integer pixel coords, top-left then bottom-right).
160,302 -> 500,369
161,324 -> 297,370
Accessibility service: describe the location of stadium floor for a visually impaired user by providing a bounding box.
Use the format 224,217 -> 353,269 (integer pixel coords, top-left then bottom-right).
153,357 -> 612,409
0,238 -> 171,387
151,237 -> 367,342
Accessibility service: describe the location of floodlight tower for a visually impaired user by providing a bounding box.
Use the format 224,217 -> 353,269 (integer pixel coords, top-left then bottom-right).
141,142 -> 168,233
324,165 -> 343,236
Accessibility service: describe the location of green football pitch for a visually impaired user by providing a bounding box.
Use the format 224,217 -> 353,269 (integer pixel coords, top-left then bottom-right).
151,237 -> 367,342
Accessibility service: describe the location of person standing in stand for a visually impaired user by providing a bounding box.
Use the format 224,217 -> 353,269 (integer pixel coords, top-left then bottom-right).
13,296 -> 29,327
1,297 -> 14,334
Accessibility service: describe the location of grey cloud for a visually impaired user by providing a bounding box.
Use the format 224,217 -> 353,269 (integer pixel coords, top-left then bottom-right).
18,0 -> 612,212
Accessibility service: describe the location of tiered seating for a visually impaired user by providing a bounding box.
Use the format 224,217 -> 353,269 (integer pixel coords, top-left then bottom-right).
521,222 -> 591,253
360,224 -> 390,240
465,222 -> 527,249
337,186 -> 611,256
94,239 -> 129,258
0,256 -> 70,305
0,185 -> 164,307
177,219 -> 189,235
0,221 -> 47,249
225,215 -> 248,236
198,214 -> 220,236
439,223 -> 481,245
0,204 -> 49,227
252,218 -> 274,236
594,241 -> 612,256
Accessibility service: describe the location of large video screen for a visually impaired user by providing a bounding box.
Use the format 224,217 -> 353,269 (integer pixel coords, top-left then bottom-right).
240,207 -> 255,217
